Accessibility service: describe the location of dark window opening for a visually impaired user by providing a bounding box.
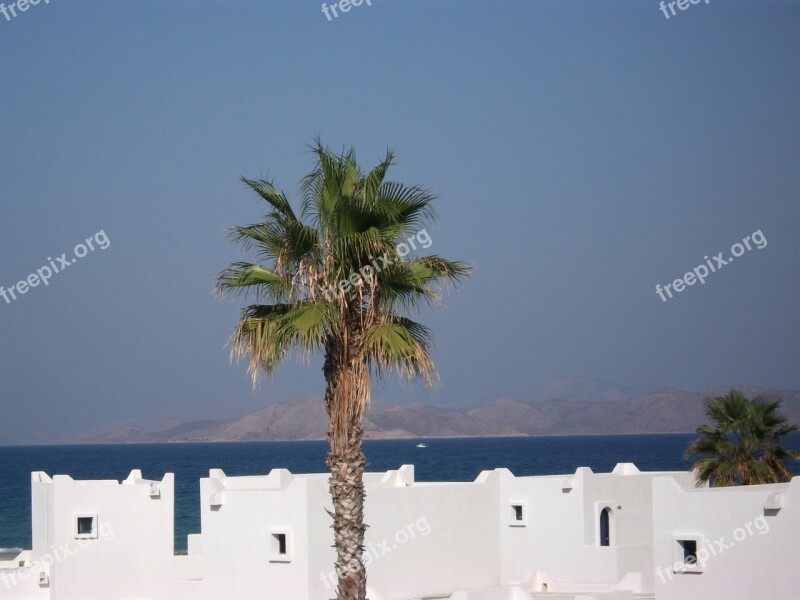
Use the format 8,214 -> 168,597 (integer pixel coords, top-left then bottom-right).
273,533 -> 287,555
680,540 -> 698,565
77,517 -> 94,536
512,505 -> 524,521
599,508 -> 611,547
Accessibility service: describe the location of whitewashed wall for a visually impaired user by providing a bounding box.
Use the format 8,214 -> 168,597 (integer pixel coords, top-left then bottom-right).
0,470 -> 177,600
653,475 -> 800,600
0,464 -> 795,600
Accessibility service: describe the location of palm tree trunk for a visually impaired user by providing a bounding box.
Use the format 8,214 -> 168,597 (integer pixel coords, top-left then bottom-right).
324,350 -> 370,600
326,420 -> 368,599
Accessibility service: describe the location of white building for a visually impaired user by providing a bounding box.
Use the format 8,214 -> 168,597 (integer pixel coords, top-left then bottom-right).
0,463 -> 796,600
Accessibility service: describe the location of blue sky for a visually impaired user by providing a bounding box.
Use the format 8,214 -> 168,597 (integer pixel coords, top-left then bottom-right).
1,0 -> 798,442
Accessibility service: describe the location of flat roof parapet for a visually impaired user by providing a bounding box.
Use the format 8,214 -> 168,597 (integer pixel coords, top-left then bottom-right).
207,468 -> 296,491
31,470 -> 172,487
379,465 -> 415,487
31,472 -> 52,483
612,463 -> 641,475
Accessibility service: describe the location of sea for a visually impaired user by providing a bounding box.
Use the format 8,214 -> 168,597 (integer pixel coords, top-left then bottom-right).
1,433 -> 798,552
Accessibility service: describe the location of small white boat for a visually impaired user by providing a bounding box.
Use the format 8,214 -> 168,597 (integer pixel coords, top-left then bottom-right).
416,442 -> 427,448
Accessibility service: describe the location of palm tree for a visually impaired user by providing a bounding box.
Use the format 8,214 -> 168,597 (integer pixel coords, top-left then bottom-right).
686,389 -> 799,487
215,139 -> 469,600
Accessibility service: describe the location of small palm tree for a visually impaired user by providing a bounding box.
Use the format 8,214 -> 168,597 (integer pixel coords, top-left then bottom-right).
686,389 -> 799,487
215,139 -> 469,600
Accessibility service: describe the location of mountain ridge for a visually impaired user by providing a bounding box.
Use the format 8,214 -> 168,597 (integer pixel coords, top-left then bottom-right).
78,384 -> 800,444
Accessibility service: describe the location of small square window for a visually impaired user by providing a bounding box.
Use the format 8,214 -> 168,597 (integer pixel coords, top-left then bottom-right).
77,518 -> 93,535
672,537 -> 703,573
75,515 -> 97,539
509,502 -> 527,527
269,530 -> 291,563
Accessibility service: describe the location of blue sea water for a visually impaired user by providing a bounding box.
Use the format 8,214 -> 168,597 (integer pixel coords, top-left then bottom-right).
1,434 -> 798,552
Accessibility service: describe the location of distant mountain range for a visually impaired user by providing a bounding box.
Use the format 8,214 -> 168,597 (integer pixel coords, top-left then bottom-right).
82,383 -> 800,444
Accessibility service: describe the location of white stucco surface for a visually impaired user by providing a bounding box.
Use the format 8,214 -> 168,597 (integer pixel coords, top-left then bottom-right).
0,464 -> 796,600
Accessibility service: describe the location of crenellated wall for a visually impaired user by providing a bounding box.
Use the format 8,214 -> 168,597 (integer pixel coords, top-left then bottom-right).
0,464 -> 796,600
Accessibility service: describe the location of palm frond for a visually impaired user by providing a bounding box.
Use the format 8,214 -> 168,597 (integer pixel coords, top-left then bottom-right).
375,256 -> 471,312
230,302 -> 340,387
275,301 -> 340,353
363,149 -> 395,203
363,317 -> 437,386
240,177 -> 296,220
374,182 -> 438,236
215,262 -> 291,302
230,304 -> 295,386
